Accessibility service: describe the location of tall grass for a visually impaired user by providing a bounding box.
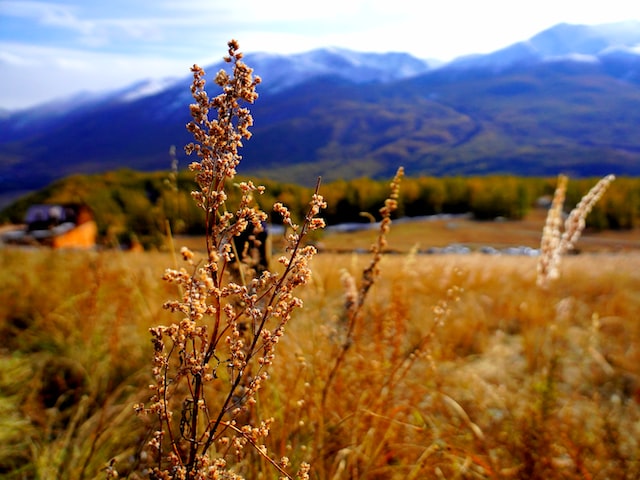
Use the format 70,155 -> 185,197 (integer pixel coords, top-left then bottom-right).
0,250 -> 174,479
537,173 -> 616,288
2,249 -> 638,478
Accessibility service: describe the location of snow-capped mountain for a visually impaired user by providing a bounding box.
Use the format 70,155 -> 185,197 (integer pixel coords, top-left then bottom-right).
4,21 -> 640,206
448,21 -> 640,70
168,47 -> 433,98
531,21 -> 640,56
114,77 -> 183,103
3,47 -> 432,117
240,48 -> 432,93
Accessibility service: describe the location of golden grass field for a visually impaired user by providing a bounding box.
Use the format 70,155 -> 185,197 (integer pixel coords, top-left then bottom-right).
1,216 -> 639,478
317,209 -> 640,254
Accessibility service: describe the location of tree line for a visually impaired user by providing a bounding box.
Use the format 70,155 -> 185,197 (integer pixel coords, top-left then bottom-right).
1,169 -> 638,248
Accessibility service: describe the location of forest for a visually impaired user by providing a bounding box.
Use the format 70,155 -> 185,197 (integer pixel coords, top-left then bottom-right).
2,169 -> 638,249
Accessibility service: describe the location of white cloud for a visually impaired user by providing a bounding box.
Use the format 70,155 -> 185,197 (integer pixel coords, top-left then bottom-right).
3,0 -> 640,108
0,50 -> 37,67
0,0 -> 95,35
0,1 -> 175,50
0,42 -> 188,109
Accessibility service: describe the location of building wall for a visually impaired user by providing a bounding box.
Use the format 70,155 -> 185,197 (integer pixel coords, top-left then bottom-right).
52,221 -> 97,249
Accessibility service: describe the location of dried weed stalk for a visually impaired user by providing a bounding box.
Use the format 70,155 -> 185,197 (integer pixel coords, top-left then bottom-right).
322,166 -> 404,404
537,174 -> 615,288
131,40 -> 322,480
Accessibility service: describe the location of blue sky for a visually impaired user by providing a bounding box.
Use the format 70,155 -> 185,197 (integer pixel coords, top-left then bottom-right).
2,0 -> 640,110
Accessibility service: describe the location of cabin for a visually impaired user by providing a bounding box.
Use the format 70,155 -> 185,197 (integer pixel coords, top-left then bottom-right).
2,204 -> 97,249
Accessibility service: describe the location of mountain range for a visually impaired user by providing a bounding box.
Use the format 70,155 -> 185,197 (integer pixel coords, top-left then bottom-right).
3,21 -> 640,206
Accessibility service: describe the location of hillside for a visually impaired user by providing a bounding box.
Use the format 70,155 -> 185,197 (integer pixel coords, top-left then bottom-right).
2,169 -> 638,250
2,22 -> 640,204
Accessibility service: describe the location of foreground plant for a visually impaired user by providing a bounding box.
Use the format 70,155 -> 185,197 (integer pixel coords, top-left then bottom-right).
322,166 -> 404,405
537,173 -> 615,288
126,40 -> 322,480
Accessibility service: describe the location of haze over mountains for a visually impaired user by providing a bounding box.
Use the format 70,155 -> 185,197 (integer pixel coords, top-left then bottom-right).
2,21 -> 640,205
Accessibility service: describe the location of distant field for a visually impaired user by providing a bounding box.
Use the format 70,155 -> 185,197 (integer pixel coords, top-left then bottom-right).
316,209 -> 640,254
171,208 -> 640,258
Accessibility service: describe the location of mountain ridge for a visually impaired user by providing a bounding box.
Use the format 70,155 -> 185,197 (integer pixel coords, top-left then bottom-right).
2,21 -> 640,206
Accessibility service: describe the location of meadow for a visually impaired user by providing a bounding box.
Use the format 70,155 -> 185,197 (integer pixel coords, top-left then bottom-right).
1,240 -> 639,479
2,40 -> 639,479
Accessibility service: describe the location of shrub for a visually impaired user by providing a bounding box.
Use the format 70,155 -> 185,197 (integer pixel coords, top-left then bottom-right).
124,40 -> 323,480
